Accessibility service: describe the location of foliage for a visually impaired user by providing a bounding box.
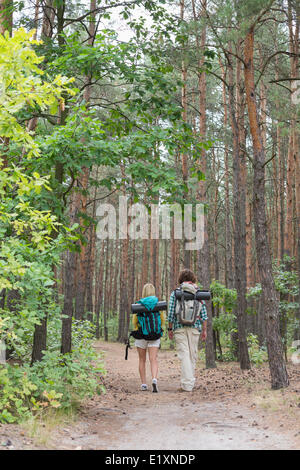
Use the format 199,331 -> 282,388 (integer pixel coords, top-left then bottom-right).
28,347 -> 105,410
30,22 -> 212,212
0,365 -> 38,423
0,318 -> 104,423
209,281 -> 269,366
0,29 -> 105,424
212,313 -> 237,335
0,29 -> 74,354
210,280 -> 237,313
247,334 -> 267,366
0,347 -> 104,423
247,262 -> 299,341
0,28 -> 74,158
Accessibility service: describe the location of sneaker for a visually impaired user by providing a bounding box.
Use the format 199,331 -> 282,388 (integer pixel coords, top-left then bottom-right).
152,379 -> 158,393
141,384 -> 148,391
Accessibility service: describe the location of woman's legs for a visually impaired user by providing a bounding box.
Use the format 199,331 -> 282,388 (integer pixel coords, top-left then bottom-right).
137,347 -> 147,384
148,346 -> 159,380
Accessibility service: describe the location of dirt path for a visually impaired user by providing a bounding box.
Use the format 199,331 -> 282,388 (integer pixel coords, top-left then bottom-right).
1,341 -> 299,450
44,341 -> 299,450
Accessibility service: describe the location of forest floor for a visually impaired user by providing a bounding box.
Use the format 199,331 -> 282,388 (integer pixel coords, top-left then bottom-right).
1,340 -> 300,450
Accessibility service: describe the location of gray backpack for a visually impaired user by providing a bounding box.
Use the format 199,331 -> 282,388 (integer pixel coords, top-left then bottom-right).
175,283 -> 203,326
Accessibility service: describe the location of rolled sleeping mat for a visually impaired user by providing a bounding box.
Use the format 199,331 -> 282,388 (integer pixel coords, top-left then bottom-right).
131,301 -> 168,314
174,289 -> 211,301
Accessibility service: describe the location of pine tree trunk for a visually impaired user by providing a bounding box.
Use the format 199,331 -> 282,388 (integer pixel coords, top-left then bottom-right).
112,241 -> 120,313
95,241 -> 105,339
180,0 -> 191,269
103,239 -> 110,341
192,0 -> 215,368
220,60 -> 234,289
86,225 -> 95,321
60,249 -> 77,354
288,0 -> 300,340
244,26 -> 289,389
118,237 -> 129,342
118,165 -> 129,342
227,47 -> 251,370
141,239 -> 148,294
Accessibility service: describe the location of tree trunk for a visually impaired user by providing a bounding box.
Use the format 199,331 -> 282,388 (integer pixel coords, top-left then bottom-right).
30,0 -> 58,363
86,224 -> 95,321
288,0 -> 300,341
118,237 -> 129,342
60,249 -> 77,354
220,60 -> 234,289
103,239 -> 110,341
95,241 -> 105,339
180,0 -> 191,269
141,239 -> 148,295
244,26 -> 289,389
192,0 -> 215,368
0,0 -> 13,35
118,164 -> 129,342
227,46 -> 251,370
31,316 -> 47,364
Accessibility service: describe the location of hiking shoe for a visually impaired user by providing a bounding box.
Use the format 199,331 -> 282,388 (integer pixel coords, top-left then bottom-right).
177,387 -> 193,392
152,379 -> 158,393
141,384 -> 148,391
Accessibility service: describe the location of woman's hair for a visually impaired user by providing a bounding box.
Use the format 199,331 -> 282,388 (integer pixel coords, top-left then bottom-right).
178,269 -> 197,285
142,283 -> 156,298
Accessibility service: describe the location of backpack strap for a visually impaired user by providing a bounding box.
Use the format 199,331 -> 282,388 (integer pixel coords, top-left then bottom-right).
175,287 -> 185,320
125,334 -> 132,360
179,288 -> 185,317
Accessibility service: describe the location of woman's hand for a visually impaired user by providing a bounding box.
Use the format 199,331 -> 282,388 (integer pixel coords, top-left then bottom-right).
168,329 -> 174,340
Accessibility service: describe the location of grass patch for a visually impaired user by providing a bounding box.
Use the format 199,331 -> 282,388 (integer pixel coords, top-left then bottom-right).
21,406 -> 78,448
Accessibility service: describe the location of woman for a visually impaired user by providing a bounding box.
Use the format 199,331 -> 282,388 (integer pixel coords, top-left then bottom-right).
132,283 -> 165,392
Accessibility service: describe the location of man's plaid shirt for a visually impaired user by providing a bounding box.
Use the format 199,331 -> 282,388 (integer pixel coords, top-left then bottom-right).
167,290 -> 208,332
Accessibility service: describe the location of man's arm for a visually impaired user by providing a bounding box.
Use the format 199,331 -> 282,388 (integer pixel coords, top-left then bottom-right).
201,320 -> 207,341
167,291 -> 176,340
200,302 -> 208,341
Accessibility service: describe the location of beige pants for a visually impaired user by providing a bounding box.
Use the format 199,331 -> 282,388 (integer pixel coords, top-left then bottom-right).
174,327 -> 200,391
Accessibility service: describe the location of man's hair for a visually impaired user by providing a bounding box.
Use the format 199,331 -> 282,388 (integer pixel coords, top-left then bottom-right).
178,269 -> 197,285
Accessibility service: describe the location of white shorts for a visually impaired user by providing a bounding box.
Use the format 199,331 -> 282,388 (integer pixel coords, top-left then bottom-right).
135,338 -> 161,349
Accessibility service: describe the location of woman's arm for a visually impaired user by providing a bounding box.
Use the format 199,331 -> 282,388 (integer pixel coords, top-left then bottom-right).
132,314 -> 138,330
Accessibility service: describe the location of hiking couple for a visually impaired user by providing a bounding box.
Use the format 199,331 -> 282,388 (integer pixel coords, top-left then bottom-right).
132,269 -> 208,393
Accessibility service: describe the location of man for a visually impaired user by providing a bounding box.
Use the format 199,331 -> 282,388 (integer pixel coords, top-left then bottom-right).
168,269 -> 207,392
